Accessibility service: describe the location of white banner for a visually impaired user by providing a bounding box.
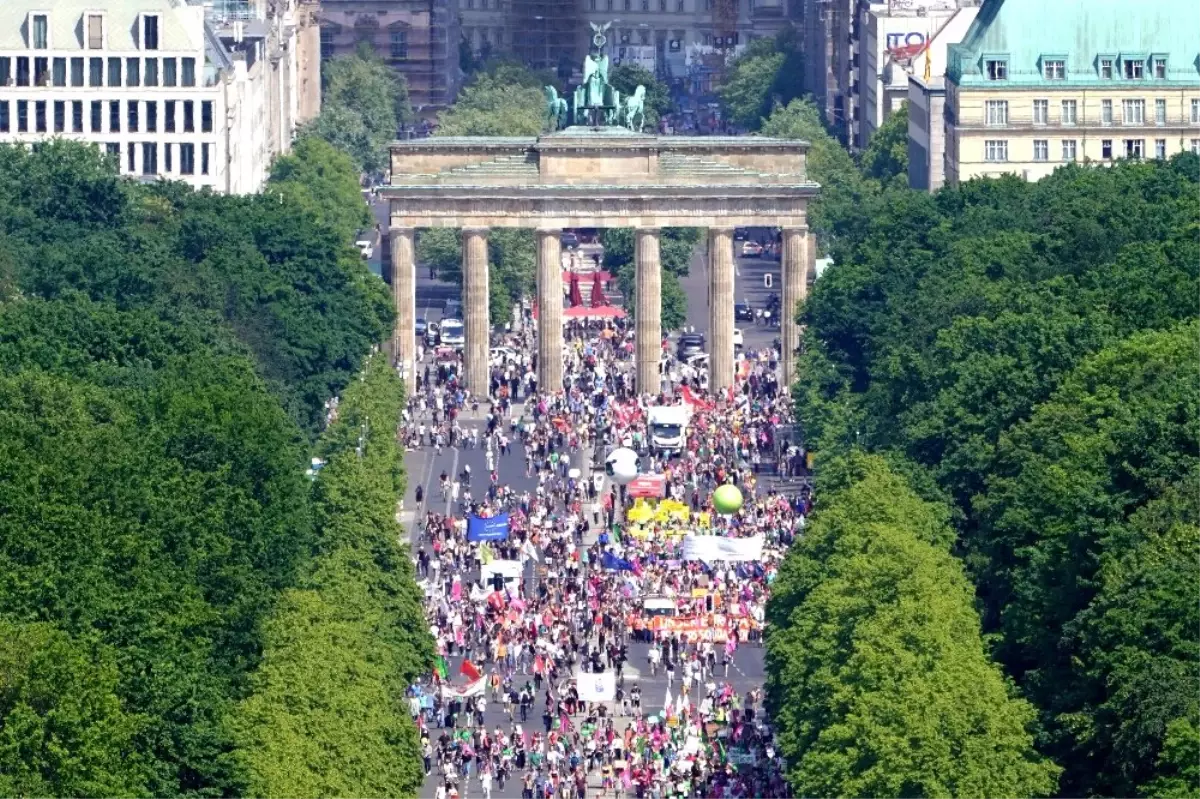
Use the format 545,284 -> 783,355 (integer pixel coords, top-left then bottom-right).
576,670 -> 616,703
441,678 -> 486,699
681,535 -> 764,563
482,559 -> 523,582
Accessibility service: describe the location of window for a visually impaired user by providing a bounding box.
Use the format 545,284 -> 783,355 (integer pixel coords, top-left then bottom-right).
16,57 -> 29,86
127,142 -> 135,172
143,15 -> 159,50
660,0 -> 668,9
985,100 -> 1008,126
1043,59 -> 1064,80
1153,57 -> 1167,78
1155,98 -> 1166,125
1062,139 -> 1077,161
201,101 -> 213,133
163,58 -> 176,86
164,142 -> 172,173
201,143 -> 210,175
71,100 -> 82,132
0,58 -> 8,86
146,101 -> 157,133
639,29 -> 650,45
105,142 -> 119,159
144,59 -> 158,87
1033,99 -> 1048,125
16,101 -> 28,132
1191,139 -> 1200,155
984,59 -> 1007,80
984,140 -> 1008,161
180,143 -> 195,175
182,57 -> 195,87
142,142 -> 157,175
127,100 -> 138,132
90,100 -> 102,132
126,57 -> 140,87
88,57 -> 102,87
183,100 -> 194,132
1099,58 -> 1113,79
1101,139 -> 1113,159
87,14 -> 104,49
52,57 -> 65,86
165,100 -> 175,132
678,0 -> 685,9
1124,139 -> 1144,158
624,0 -> 631,10
589,0 -> 597,9
390,31 -> 407,60
0,102 -> 8,133
1033,139 -> 1049,161
34,57 -> 48,86
53,100 -> 64,133
642,0 -> 650,9
70,57 -> 83,86
1123,59 -> 1143,79
108,57 -> 121,86
109,100 -> 120,132
1155,139 -> 1167,159
320,29 -> 335,60
34,100 -> 46,133
1192,99 -> 1200,124
32,14 -> 48,49
1122,99 -> 1145,125
1101,99 -> 1113,125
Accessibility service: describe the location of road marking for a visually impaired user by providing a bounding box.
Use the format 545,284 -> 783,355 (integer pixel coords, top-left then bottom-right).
443,447 -> 460,516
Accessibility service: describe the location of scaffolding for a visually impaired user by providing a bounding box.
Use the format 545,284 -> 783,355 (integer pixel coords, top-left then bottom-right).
510,0 -> 583,76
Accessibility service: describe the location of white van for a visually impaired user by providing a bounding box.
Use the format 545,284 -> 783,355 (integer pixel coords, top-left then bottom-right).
440,319 -> 465,349
647,405 -> 691,454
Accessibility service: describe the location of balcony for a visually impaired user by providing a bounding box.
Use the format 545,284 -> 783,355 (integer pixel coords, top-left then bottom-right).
955,115 -> 1200,132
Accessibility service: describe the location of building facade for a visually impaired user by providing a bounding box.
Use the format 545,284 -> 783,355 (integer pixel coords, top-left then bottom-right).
318,0 -> 457,114
906,5 -> 976,191
944,0 -> 1200,186
0,0 -> 306,193
460,0 -> 796,86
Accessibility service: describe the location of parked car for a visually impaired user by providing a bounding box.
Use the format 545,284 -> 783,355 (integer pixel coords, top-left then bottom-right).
676,333 -> 706,359
734,302 -> 754,322
415,319 -> 428,338
560,232 -> 580,249
741,240 -> 763,257
733,328 -> 744,349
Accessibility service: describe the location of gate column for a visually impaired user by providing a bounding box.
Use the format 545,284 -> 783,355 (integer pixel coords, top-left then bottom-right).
389,226 -> 417,384
707,227 -> 736,394
635,228 -> 662,396
535,229 -> 564,394
462,227 -> 490,396
780,227 -> 813,388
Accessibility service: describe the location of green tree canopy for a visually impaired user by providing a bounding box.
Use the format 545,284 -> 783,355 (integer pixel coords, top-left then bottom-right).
434,68 -> 545,137
609,62 -> 673,130
719,28 -> 805,130
859,101 -> 909,188
767,454 -> 1060,798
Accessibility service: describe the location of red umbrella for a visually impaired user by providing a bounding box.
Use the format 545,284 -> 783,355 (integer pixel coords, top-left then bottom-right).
568,272 -> 583,307
590,270 -> 607,307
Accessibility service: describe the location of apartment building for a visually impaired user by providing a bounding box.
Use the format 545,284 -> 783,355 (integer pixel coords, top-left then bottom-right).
944,0 -> 1200,186
905,5 -> 976,191
318,0 -> 457,113
460,0 -> 796,85
0,0 -> 307,193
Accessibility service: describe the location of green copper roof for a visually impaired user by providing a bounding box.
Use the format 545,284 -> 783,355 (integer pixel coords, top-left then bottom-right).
948,0 -> 1200,87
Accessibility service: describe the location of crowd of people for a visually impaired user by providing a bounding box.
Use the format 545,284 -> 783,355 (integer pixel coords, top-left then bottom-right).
401,306 -> 811,799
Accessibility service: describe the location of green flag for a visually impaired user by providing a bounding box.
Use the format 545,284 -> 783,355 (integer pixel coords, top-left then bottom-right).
434,655 -> 449,681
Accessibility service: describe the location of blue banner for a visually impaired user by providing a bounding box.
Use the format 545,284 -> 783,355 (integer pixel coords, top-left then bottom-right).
467,513 -> 510,542
602,551 -> 635,572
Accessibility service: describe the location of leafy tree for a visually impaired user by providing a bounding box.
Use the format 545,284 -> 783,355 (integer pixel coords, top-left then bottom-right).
268,135 -> 372,242
602,228 -> 699,330
766,454 -> 1060,798
609,63 -> 673,130
302,44 -> 410,174
434,69 -> 544,137
415,227 -> 535,326
859,101 -> 909,188
0,621 -> 149,798
718,28 -> 805,130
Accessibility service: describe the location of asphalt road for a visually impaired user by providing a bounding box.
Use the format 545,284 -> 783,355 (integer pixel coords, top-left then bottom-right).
400,231 -> 780,799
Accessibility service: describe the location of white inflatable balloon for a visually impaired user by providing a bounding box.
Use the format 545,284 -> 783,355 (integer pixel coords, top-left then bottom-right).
605,447 -> 639,486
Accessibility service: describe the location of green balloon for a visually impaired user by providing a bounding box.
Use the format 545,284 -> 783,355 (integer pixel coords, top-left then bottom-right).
712,484 -> 743,515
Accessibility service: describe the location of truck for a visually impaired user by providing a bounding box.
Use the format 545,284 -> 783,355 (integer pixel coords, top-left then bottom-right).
647,405 -> 691,454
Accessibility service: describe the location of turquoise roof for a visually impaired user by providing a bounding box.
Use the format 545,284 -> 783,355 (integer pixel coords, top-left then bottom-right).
947,0 -> 1200,87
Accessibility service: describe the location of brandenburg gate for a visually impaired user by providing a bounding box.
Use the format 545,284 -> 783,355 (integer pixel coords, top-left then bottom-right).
381,27 -> 818,394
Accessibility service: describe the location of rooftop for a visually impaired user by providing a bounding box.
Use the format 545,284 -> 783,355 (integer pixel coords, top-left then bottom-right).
0,0 -> 204,53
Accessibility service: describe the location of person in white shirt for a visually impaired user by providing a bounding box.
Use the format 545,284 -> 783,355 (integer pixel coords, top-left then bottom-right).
480,770 -> 492,799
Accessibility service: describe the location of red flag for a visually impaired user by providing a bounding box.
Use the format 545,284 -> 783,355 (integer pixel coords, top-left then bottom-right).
460,659 -> 482,681
680,385 -> 699,407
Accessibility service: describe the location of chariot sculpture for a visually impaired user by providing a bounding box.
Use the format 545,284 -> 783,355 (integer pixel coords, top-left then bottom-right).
544,21 -> 648,133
